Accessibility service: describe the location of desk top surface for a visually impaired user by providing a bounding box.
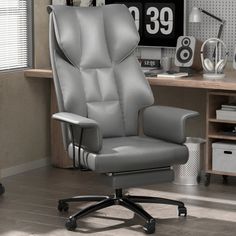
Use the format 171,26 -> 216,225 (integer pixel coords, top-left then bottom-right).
24,68 -> 236,91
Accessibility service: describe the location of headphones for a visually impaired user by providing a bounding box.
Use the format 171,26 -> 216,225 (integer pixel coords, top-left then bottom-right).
201,38 -> 228,74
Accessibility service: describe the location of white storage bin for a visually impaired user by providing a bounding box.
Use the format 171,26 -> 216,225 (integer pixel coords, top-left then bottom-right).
173,137 -> 205,186
216,110 -> 236,121
212,142 -> 236,173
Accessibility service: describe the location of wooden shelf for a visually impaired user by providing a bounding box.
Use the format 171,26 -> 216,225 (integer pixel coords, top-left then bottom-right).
208,118 -> 236,124
206,91 -> 236,179
208,91 -> 236,97
208,134 -> 236,141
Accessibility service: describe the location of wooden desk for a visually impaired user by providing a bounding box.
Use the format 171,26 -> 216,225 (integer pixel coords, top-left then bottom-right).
24,69 -> 236,183
25,69 -> 72,167
149,73 -> 236,91
25,68 -> 236,90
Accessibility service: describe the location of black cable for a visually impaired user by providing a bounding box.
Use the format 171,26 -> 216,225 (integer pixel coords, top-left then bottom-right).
69,124 -> 76,169
77,128 -> 84,170
70,125 -> 89,171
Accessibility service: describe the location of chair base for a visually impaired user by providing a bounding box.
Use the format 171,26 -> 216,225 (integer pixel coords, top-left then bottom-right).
58,189 -> 187,234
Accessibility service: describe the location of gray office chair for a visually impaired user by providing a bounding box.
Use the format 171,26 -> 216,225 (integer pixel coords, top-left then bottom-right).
48,4 -> 198,234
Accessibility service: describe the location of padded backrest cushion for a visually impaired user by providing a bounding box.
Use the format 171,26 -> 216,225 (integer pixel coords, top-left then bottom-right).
49,4 -> 154,139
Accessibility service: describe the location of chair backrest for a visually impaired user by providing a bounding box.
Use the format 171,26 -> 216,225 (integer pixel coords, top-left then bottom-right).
48,4 -> 154,150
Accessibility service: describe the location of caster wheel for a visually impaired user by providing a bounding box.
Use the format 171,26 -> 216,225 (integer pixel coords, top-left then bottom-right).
204,173 -> 211,186
178,206 -> 187,217
222,175 -> 228,185
0,184 -> 5,195
136,203 -> 144,209
197,175 -> 201,184
143,219 -> 156,234
65,217 -> 77,231
58,201 -> 69,212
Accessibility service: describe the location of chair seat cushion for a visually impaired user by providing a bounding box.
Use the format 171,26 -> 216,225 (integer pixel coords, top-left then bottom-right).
69,136 -> 188,173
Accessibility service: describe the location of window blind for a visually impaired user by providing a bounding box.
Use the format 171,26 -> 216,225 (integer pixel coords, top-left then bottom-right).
0,0 -> 32,71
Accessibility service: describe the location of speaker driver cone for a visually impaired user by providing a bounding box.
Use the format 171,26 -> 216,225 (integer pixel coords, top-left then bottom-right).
176,47 -> 193,64
181,37 -> 191,47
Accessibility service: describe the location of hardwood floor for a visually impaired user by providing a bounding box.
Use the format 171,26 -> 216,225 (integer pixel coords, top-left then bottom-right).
0,167 -> 236,236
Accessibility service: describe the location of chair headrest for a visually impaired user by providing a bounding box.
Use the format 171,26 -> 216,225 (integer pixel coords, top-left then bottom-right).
48,4 -> 140,68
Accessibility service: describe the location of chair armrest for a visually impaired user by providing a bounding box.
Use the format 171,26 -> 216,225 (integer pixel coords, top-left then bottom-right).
52,112 -> 102,153
143,106 -> 199,144
52,112 -> 98,128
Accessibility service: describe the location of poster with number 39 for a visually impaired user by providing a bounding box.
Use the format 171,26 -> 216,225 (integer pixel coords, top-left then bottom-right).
103,0 -> 185,47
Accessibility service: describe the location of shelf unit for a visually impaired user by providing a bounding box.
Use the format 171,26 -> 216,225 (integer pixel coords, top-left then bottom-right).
206,91 -> 236,184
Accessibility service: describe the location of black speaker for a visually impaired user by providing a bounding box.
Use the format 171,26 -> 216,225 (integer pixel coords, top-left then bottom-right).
175,36 -> 203,71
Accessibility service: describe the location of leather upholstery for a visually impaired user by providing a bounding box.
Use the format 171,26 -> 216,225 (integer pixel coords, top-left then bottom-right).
49,4 -> 198,177
143,106 -> 199,144
68,136 -> 188,173
52,112 -> 103,152
48,4 -> 154,152
52,112 -> 99,127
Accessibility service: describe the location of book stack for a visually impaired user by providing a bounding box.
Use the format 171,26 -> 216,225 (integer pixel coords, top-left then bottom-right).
216,104 -> 236,121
